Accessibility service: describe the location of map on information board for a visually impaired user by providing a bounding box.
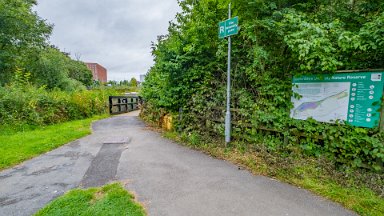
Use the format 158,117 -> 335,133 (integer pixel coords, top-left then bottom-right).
291,72 -> 384,128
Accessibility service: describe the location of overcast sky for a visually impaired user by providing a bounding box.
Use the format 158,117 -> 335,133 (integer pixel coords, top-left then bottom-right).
34,0 -> 180,81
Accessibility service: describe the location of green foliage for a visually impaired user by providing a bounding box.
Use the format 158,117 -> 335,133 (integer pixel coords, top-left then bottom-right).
129,78 -> 138,87
141,0 -> 384,174
0,1 -> 92,90
67,59 -> 93,87
0,0 -> 52,84
27,48 -> 92,91
0,83 -> 116,128
34,183 -> 146,216
13,67 -> 32,87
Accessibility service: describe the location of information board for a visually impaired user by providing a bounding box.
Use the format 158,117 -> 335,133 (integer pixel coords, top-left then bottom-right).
291,72 -> 384,128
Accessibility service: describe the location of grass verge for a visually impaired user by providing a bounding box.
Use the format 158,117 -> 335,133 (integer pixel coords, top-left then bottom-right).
162,130 -> 384,216
0,115 -> 108,170
34,183 -> 146,216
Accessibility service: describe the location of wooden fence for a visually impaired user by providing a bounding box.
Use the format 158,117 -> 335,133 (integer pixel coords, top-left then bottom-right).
109,96 -> 139,115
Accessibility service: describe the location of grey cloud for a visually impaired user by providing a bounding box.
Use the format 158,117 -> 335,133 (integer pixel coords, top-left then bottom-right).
35,0 -> 180,81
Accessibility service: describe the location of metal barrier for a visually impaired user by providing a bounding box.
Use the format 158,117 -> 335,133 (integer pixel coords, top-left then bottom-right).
109,96 -> 139,115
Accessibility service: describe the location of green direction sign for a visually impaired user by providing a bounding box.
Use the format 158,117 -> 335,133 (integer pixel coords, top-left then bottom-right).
291,72 -> 384,128
219,16 -> 239,39
219,21 -> 226,39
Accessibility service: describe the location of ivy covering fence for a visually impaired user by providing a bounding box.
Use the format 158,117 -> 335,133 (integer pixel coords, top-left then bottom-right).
141,0 -> 384,172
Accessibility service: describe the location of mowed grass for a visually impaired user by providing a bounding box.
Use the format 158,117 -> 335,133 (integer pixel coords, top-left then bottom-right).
34,183 -> 146,216
0,115 -> 107,170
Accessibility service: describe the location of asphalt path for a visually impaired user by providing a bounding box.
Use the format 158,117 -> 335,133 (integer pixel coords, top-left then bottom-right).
0,111 -> 356,216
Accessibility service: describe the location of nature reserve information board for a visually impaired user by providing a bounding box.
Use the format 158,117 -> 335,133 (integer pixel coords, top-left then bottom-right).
291,72 -> 384,128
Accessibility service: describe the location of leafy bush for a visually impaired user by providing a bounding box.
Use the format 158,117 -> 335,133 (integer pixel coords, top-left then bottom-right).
0,84 -> 116,128
141,0 -> 384,172
0,1 -> 93,90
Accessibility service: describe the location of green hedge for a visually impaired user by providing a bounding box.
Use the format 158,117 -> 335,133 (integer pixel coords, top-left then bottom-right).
0,85 -> 117,127
141,1 -> 384,172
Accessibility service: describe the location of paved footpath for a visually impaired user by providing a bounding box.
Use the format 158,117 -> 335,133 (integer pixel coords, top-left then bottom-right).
0,111 -> 356,216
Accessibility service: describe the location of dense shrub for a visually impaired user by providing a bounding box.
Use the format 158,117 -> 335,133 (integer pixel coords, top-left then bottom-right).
141,0 -> 384,172
0,84 -> 116,127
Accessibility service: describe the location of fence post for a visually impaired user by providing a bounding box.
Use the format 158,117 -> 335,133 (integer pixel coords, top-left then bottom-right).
109,96 -> 113,114
178,107 -> 183,132
119,98 -> 121,112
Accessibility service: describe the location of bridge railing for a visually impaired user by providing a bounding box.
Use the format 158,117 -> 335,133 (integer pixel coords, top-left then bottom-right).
109,96 -> 139,115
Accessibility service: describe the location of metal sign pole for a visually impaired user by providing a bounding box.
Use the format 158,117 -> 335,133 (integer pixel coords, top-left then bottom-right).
225,3 -> 231,146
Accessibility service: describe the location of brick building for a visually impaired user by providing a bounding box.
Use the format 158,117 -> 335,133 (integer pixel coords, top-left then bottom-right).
85,63 -> 107,83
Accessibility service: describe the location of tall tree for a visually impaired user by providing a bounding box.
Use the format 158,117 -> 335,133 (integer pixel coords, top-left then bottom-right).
0,0 -> 52,85
129,78 -> 138,87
